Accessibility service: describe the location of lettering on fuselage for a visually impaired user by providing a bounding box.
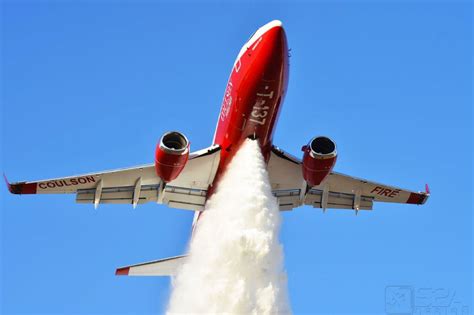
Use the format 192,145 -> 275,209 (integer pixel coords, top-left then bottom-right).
370,186 -> 400,198
249,85 -> 274,126
220,82 -> 233,122
234,59 -> 241,73
38,176 -> 96,189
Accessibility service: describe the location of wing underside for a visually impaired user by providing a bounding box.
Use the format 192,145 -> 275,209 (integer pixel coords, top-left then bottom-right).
6,145 -> 221,211
7,144 -> 428,212
268,146 -> 429,212
116,255 -> 187,276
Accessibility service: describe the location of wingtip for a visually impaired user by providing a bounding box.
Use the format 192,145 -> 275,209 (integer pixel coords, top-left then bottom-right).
407,186 -> 430,205
115,267 -> 130,276
419,183 -> 430,205
3,177 -> 37,195
3,173 -> 12,193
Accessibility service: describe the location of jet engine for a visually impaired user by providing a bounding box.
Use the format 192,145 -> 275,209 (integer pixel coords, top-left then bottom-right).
155,131 -> 190,182
302,136 -> 337,187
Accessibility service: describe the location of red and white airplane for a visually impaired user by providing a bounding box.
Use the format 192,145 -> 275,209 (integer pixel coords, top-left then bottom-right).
6,20 -> 429,276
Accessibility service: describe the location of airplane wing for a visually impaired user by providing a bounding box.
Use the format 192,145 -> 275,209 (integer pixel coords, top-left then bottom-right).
268,146 -> 429,212
5,145 -> 221,211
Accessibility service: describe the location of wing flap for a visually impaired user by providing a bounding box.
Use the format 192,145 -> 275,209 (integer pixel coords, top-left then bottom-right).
305,189 -> 373,210
75,184 -> 161,205
162,185 -> 207,211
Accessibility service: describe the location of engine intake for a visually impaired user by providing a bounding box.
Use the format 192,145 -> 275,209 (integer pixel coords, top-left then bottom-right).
302,136 -> 337,187
155,131 -> 190,182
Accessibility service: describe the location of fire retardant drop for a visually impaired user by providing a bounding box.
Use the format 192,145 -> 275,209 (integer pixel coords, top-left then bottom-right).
167,139 -> 291,314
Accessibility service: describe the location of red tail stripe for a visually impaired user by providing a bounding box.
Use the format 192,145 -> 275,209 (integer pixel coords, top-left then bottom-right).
115,267 -> 130,276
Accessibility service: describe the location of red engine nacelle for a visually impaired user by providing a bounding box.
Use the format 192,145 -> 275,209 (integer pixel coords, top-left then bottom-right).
302,136 -> 337,187
155,131 -> 190,182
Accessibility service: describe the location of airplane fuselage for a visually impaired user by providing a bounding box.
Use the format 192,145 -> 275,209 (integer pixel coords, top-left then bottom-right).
191,21 -> 289,226
212,21 -> 289,184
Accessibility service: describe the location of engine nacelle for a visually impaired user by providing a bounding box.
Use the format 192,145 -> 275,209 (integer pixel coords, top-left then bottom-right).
155,131 -> 190,182
302,136 -> 337,187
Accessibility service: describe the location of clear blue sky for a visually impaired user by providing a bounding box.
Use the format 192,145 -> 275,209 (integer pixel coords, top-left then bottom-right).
2,2 -> 472,314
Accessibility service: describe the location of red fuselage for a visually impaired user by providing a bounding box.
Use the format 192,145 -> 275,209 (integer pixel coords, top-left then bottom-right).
192,21 -> 288,226
212,21 -> 289,182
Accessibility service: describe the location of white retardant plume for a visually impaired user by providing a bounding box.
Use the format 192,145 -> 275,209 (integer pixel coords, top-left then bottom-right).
167,139 -> 290,314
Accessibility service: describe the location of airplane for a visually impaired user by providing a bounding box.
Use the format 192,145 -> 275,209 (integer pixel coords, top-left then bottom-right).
5,20 -> 429,277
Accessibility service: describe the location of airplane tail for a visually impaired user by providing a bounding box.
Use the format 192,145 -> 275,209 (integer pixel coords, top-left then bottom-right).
115,255 -> 186,276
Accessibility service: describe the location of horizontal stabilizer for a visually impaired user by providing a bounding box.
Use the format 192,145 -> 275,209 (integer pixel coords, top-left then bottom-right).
115,255 -> 187,276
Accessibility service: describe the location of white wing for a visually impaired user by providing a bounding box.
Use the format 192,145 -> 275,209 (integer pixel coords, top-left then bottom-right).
268,146 -> 429,212
6,145 -> 221,211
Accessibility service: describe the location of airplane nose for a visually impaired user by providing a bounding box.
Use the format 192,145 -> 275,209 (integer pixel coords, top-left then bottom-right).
263,21 -> 287,61
264,20 -> 286,46
257,21 -> 288,82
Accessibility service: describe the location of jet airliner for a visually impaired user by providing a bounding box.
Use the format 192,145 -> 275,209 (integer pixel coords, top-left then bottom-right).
6,20 -> 429,276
